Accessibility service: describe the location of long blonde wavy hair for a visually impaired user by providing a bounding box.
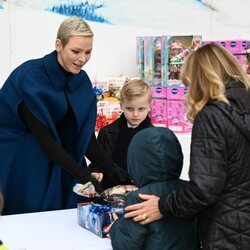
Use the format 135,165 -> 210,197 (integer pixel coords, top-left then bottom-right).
181,43 -> 250,122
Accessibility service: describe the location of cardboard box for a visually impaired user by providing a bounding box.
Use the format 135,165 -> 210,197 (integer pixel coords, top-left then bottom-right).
77,202 -> 124,238
150,86 -> 168,127
162,35 -> 202,87
167,100 -> 192,133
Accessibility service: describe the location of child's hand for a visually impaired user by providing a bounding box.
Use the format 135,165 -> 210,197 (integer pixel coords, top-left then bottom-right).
91,172 -> 103,183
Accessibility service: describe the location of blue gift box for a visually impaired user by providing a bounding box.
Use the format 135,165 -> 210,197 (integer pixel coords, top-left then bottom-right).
77,202 -> 124,237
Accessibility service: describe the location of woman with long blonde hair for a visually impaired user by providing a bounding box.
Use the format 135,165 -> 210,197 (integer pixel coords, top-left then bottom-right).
124,43 -> 250,249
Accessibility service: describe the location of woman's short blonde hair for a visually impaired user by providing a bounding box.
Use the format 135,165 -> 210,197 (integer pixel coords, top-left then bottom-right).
120,79 -> 152,104
57,16 -> 93,46
181,43 -> 250,121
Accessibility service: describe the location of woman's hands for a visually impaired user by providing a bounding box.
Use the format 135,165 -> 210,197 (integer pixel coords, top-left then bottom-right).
124,194 -> 164,225
91,172 -> 103,182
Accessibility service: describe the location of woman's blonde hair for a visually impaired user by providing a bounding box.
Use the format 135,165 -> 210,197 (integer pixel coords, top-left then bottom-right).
181,43 -> 250,121
120,79 -> 152,104
57,17 -> 93,46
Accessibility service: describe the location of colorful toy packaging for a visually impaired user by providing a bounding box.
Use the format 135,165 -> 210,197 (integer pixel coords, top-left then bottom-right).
136,35 -> 202,87
150,86 -> 168,127
92,77 -> 127,131
203,40 -> 250,74
75,184 -> 138,237
162,35 -> 202,87
150,86 -> 193,133
77,202 -> 124,237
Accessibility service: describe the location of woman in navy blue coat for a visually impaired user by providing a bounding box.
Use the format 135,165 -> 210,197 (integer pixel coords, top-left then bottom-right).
0,17 -> 128,215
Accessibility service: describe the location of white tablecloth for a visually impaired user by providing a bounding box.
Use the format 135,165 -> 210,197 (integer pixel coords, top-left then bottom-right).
177,134 -> 191,180
0,208 -> 112,250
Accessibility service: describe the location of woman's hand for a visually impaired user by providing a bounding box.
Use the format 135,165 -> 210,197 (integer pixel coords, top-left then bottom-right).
124,194 -> 163,225
91,172 -> 103,182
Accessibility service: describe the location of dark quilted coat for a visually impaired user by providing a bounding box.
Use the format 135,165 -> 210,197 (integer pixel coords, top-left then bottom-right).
159,81 -> 250,249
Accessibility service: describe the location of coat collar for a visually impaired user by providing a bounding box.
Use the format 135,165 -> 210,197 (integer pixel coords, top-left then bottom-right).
43,50 -> 84,92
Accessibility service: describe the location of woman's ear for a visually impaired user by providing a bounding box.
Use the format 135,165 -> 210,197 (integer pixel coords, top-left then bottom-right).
55,39 -> 62,52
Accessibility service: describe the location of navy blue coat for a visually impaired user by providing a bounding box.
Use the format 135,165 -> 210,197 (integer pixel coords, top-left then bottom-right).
110,127 -> 197,250
0,51 -> 97,215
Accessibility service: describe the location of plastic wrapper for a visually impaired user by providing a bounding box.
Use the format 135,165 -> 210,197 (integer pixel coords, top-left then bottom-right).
73,184 -> 138,207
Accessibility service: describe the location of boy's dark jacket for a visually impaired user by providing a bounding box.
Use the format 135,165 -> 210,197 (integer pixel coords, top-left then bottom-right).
110,127 -> 197,250
88,113 -> 152,188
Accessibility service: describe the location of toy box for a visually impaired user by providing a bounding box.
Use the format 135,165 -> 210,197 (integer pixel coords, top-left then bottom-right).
77,202 -> 124,238
76,185 -> 138,237
203,40 -> 250,72
162,35 -> 202,87
166,87 -> 188,100
143,36 -> 162,86
167,100 -> 192,133
136,36 -> 145,79
150,86 -> 167,127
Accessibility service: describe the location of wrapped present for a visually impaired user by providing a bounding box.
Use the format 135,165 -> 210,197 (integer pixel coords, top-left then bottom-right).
73,184 -> 138,207
77,202 -> 124,237
99,185 -> 138,207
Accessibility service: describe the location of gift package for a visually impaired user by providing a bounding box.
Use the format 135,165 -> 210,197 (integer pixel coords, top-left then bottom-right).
74,184 -> 137,237
77,202 -> 124,237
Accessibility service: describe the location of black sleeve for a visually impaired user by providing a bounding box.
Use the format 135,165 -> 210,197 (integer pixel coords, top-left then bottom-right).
85,133 -> 117,174
159,107 -> 227,218
18,101 -> 92,185
86,131 -> 131,186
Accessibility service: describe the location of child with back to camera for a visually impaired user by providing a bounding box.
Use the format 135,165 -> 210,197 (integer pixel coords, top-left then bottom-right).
109,127 -> 197,250
89,79 -> 153,189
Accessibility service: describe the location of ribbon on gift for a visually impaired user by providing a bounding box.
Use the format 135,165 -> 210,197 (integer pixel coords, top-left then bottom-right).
89,203 -> 123,215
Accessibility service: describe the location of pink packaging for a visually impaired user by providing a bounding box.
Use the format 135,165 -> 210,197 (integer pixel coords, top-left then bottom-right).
151,86 -> 167,98
167,100 -> 192,134
203,40 -> 250,54
166,87 -> 188,100
150,98 -> 168,127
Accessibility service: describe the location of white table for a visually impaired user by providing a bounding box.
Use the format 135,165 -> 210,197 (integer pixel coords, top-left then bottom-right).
0,208 -> 112,250
177,134 -> 191,181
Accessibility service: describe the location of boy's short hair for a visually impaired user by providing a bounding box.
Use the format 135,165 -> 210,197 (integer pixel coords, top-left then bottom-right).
120,79 -> 152,103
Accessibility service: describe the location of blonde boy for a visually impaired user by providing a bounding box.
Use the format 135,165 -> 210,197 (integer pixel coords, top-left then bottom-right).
89,79 -> 153,189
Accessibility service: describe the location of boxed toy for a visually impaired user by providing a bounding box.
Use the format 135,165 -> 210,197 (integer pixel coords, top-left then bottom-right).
166,87 -> 188,100
143,36 -> 162,86
203,40 -> 250,73
136,36 -> 145,79
77,202 -> 124,238
150,86 -> 167,127
75,184 -> 138,237
162,35 -> 202,87
167,100 -> 192,134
